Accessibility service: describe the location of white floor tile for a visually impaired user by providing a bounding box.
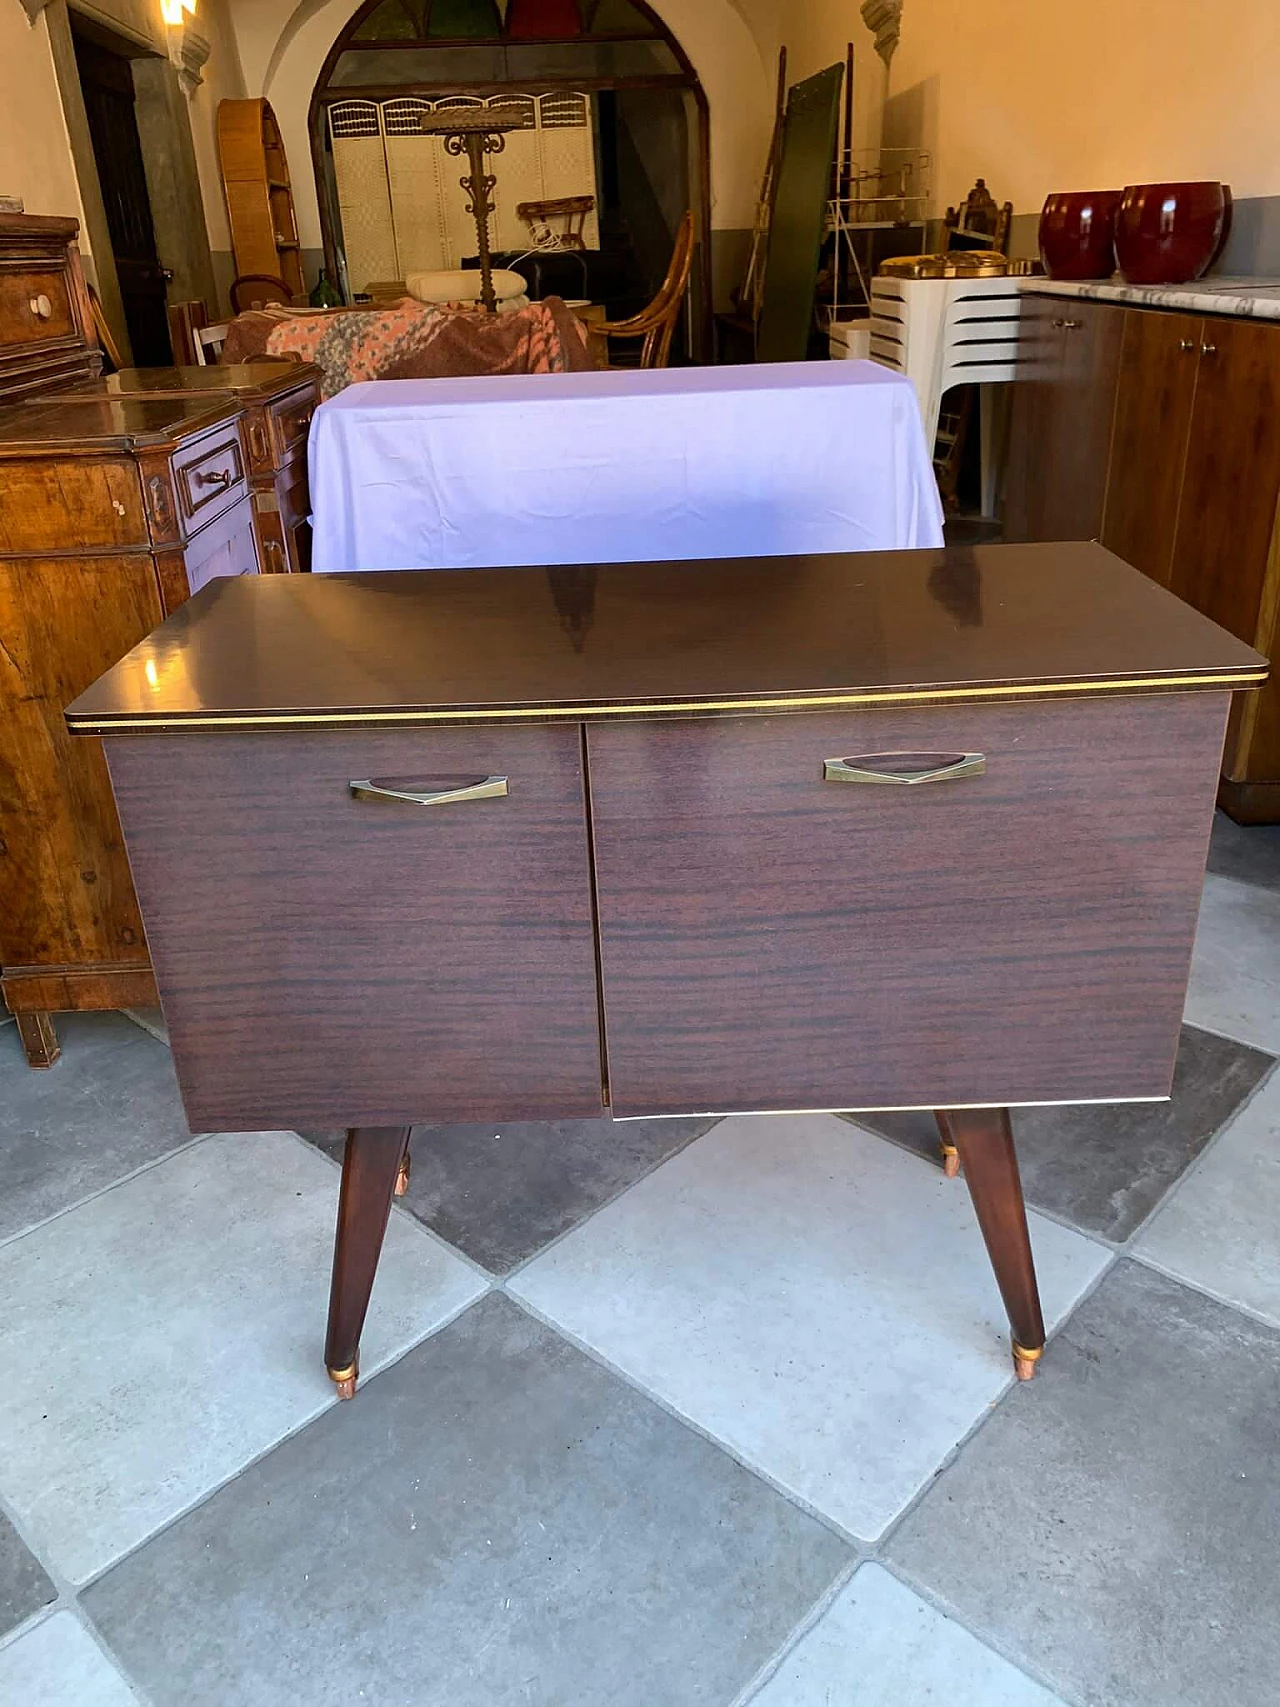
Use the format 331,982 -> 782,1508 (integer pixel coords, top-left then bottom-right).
510,1115 -> 1109,1540
0,1613 -> 141,1706
749,1564 -> 1065,1706
1185,874 -> 1280,1052
0,1132 -> 485,1584
1136,1069 -> 1280,1327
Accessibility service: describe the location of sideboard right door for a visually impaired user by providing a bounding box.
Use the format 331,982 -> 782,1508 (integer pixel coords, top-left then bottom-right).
588,696 -> 1225,1119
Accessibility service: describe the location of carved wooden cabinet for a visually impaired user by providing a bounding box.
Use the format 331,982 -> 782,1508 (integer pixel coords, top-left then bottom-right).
1005,291 -> 1280,822
0,212 -> 101,404
59,363 -> 321,574
0,394 -> 260,1067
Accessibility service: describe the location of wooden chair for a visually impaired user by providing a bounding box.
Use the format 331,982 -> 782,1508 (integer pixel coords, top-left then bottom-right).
230,274 -> 294,313
595,211 -> 695,370
516,195 -> 595,252
193,322 -> 230,365
86,282 -> 124,372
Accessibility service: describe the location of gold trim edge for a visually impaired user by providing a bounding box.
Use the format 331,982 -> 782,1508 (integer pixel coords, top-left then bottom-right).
66,669 -> 1268,734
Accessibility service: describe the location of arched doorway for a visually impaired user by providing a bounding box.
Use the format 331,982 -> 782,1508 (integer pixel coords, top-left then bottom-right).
309,0 -> 710,354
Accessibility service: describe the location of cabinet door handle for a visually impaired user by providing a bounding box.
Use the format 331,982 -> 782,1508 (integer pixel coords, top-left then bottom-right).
350,775 -> 509,806
823,752 -> 986,787
1180,338 -> 1197,352
1201,342 -> 1218,356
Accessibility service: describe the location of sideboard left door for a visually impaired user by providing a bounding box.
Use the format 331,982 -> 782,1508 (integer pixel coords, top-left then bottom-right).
105,724 -> 604,1129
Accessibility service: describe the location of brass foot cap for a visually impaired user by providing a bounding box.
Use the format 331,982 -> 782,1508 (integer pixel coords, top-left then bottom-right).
941,1145 -> 961,1179
1012,1342 -> 1044,1382
328,1360 -> 358,1400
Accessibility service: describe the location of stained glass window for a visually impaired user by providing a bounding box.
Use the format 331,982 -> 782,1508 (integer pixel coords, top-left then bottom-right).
504,0 -> 582,39
351,0 -> 420,43
585,0 -> 656,35
426,0 -> 503,36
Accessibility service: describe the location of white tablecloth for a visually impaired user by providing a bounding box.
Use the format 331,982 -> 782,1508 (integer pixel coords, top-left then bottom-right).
308,361 -> 943,572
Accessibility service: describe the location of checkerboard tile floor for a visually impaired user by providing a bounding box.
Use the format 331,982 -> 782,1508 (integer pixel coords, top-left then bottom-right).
1,813 -> 1277,1706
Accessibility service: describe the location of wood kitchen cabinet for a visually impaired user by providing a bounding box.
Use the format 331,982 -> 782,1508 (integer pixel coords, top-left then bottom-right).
1004,294 -> 1125,543
67,550 -> 1264,1396
1009,290 -> 1280,821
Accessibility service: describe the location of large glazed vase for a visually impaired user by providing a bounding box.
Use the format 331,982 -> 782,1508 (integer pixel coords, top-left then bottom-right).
1115,182 -> 1227,285
1038,190 -> 1123,279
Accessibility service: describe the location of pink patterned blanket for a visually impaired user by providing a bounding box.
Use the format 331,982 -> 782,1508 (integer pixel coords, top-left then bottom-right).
221,296 -> 592,398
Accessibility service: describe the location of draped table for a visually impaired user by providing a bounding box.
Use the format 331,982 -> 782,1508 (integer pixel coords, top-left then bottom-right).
308,361 -> 944,573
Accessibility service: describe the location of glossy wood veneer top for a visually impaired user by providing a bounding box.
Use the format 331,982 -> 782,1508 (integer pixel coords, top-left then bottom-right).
66,542 -> 1267,732
0,394 -> 240,454
55,363 -> 320,402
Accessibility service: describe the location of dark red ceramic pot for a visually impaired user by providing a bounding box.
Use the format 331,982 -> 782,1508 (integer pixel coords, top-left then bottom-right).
1038,190 -> 1123,279
1114,182 -> 1227,284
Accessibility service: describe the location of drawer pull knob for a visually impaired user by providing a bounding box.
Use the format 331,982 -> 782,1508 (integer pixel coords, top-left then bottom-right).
29,293 -> 52,319
823,752 -> 986,787
195,468 -> 233,488
350,775 -> 509,807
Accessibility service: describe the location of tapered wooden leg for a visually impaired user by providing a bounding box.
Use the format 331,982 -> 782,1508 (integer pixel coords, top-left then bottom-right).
935,1111 -> 961,1177
325,1126 -> 412,1398
15,1011 -> 60,1070
944,1106 -> 1046,1380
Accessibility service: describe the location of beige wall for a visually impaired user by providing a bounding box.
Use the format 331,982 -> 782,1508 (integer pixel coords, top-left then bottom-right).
795,0 -> 1280,218
0,7 -> 86,230
187,0 -> 247,257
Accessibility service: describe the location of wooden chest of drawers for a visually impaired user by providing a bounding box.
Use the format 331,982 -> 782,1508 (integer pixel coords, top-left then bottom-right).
0,394 -> 260,1065
69,545 -> 1266,1395
56,363 -> 321,574
0,213 -> 101,403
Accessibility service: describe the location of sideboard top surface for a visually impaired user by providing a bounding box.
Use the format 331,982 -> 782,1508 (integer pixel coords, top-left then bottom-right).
0,393 -> 240,455
54,363 -> 322,403
66,542 -> 1267,732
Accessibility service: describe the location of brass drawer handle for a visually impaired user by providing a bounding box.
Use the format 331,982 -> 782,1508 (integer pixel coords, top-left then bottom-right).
195,468 -> 233,488
823,752 -> 986,787
350,775 -> 509,806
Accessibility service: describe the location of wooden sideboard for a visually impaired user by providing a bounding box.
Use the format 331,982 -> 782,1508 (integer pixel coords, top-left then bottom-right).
1005,291 -> 1280,822
0,394 -> 261,1067
57,364 -> 321,574
67,546 -> 1266,1396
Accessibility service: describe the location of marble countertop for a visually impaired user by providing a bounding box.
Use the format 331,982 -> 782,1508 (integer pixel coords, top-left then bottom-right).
1018,276 -> 1280,319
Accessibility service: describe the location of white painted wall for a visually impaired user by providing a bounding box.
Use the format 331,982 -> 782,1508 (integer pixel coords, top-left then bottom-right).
790,0 -> 1280,216
0,8 -> 86,232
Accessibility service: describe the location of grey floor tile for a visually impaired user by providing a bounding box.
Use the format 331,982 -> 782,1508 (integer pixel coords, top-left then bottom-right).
302,1116 -> 720,1273
511,1115 -> 1108,1541
1137,1070 -> 1280,1327
0,1510 -> 54,1640
848,1025 -> 1273,1241
1185,873 -> 1280,1051
0,1012 -> 193,1243
0,1612 -> 142,1705
84,1294 -> 850,1707
887,1261 -> 1280,1707
748,1564 -> 1064,1706
122,1008 -> 169,1046
0,1130 -> 484,1584
1206,809 -> 1280,893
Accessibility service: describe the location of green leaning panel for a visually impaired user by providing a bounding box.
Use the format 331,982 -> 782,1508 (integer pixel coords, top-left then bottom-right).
756,63 -> 844,366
